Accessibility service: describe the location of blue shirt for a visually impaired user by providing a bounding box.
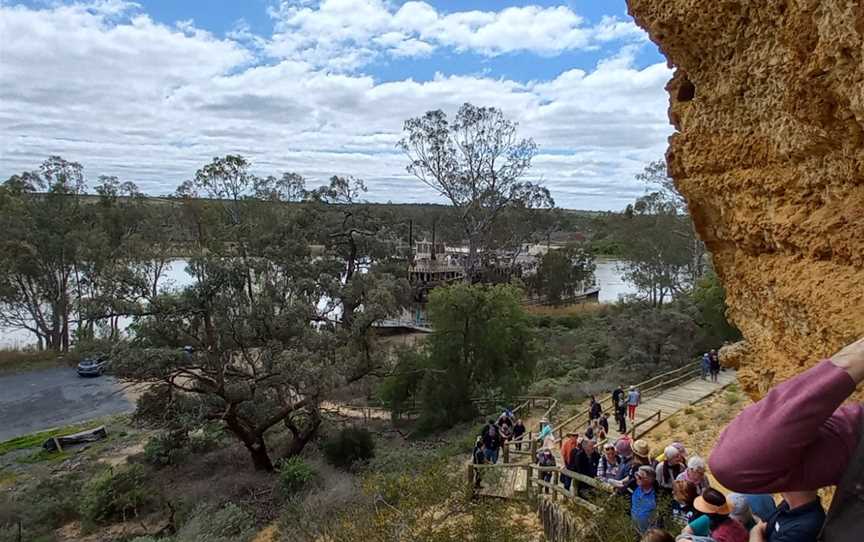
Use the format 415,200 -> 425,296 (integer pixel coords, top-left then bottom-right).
631,486 -> 656,532
741,493 -> 778,522
765,499 -> 825,542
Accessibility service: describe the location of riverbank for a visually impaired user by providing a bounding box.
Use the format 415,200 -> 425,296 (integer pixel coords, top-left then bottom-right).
0,349 -> 67,375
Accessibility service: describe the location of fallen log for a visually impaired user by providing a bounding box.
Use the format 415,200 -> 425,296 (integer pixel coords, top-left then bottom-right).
42,426 -> 108,451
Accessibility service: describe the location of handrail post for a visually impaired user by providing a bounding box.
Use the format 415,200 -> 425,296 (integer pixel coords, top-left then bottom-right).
552,471 -> 560,500
525,465 -> 533,495
503,443 -> 510,464
466,463 -> 475,496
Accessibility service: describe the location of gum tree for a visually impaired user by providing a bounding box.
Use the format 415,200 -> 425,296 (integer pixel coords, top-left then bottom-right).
398,103 -> 553,279
114,156 -> 409,470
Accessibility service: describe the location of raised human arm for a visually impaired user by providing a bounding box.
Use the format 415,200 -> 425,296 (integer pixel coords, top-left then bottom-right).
710,338 -> 864,492
831,337 -> 864,383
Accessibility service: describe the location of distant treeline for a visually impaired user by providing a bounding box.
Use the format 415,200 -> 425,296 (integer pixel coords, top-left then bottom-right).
26,190 -> 615,249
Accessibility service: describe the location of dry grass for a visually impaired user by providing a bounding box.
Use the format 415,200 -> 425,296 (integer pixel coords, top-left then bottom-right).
525,303 -> 606,317
641,390 -> 749,491
0,348 -> 64,374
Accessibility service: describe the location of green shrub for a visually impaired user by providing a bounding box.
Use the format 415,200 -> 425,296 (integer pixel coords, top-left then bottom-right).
533,315 -> 553,328
323,428 -> 375,469
188,424 -> 223,453
553,386 -> 577,404
79,465 -> 152,528
143,431 -> 188,467
667,418 -> 680,430
173,502 -> 255,542
556,315 -> 582,329
725,392 -> 740,405
277,457 -> 317,496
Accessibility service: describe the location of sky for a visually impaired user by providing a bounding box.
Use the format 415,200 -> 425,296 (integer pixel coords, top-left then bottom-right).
0,0 -> 673,210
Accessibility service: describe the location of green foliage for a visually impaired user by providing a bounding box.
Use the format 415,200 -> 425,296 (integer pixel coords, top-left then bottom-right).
0,467 -> 101,542
130,503 -> 256,542
725,392 -> 741,405
16,449 -> 70,464
79,465 -> 152,528
143,431 -> 189,467
277,457 -> 317,495
376,347 -> 427,418
570,490 -> 676,541
421,282 -> 537,431
381,282 -> 538,431
590,238 -> 625,257
530,296 -> 721,399
691,270 -> 742,344
323,428 -> 376,469
612,160 -> 707,307
398,103 -> 552,276
532,245 -> 595,306
0,421 -> 98,456
174,502 -> 255,542
311,462 -> 532,542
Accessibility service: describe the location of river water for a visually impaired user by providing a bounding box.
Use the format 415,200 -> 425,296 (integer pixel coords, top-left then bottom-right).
0,258 -> 637,348
594,257 -> 638,303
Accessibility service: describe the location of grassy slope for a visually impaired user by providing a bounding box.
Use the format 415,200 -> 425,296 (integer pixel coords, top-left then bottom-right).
0,349 -> 66,374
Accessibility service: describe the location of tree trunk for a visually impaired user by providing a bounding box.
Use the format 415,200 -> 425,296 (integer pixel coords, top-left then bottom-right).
285,414 -> 321,457
224,414 -> 274,471
467,238 -> 478,282
245,439 -> 274,471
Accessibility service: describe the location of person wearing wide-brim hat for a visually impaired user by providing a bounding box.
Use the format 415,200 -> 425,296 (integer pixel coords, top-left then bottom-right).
633,439 -> 652,463
683,488 -> 749,542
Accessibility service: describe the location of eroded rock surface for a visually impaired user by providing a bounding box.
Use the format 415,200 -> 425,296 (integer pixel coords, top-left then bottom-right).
628,0 -> 864,398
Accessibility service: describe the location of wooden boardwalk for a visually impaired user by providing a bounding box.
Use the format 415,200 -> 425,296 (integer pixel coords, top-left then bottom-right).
474,368 -> 737,500
605,370 -> 737,442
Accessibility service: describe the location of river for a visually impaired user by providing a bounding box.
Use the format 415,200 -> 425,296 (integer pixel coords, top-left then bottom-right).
594,256 -> 638,303
0,258 -> 637,349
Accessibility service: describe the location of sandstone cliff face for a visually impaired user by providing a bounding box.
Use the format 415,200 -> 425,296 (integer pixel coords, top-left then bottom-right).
627,0 -> 864,398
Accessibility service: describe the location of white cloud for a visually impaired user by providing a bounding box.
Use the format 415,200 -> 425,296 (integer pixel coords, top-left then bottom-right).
0,2 -> 672,210
266,0 -> 647,69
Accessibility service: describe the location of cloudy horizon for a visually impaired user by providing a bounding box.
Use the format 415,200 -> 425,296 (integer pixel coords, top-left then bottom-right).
0,0 -> 674,211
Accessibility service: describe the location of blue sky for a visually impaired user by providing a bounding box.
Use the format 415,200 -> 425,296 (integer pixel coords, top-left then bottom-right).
0,1 -> 673,209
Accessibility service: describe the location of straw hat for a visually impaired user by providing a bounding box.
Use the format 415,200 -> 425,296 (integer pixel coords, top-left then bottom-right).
694,489 -> 733,515
632,439 -> 650,459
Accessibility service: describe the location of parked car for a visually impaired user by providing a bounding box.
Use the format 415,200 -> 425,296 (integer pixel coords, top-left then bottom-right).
77,355 -> 108,377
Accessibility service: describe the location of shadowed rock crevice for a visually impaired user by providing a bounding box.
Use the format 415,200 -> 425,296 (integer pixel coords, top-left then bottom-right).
627,0 -> 864,399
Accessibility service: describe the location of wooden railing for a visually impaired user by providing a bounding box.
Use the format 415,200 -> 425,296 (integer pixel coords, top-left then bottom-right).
467,462 -> 614,512
467,358 -> 715,515
630,410 -> 662,440
553,360 -> 701,439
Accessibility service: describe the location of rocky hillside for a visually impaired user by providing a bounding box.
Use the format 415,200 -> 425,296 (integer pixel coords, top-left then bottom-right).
627,0 -> 864,399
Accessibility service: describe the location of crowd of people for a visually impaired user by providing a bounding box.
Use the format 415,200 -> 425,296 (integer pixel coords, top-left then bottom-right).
471,337 -> 864,541
536,423 -> 823,542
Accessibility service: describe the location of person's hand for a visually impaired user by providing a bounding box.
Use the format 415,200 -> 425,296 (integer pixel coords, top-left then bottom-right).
749,522 -> 767,542
831,336 -> 864,384
681,525 -> 693,535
